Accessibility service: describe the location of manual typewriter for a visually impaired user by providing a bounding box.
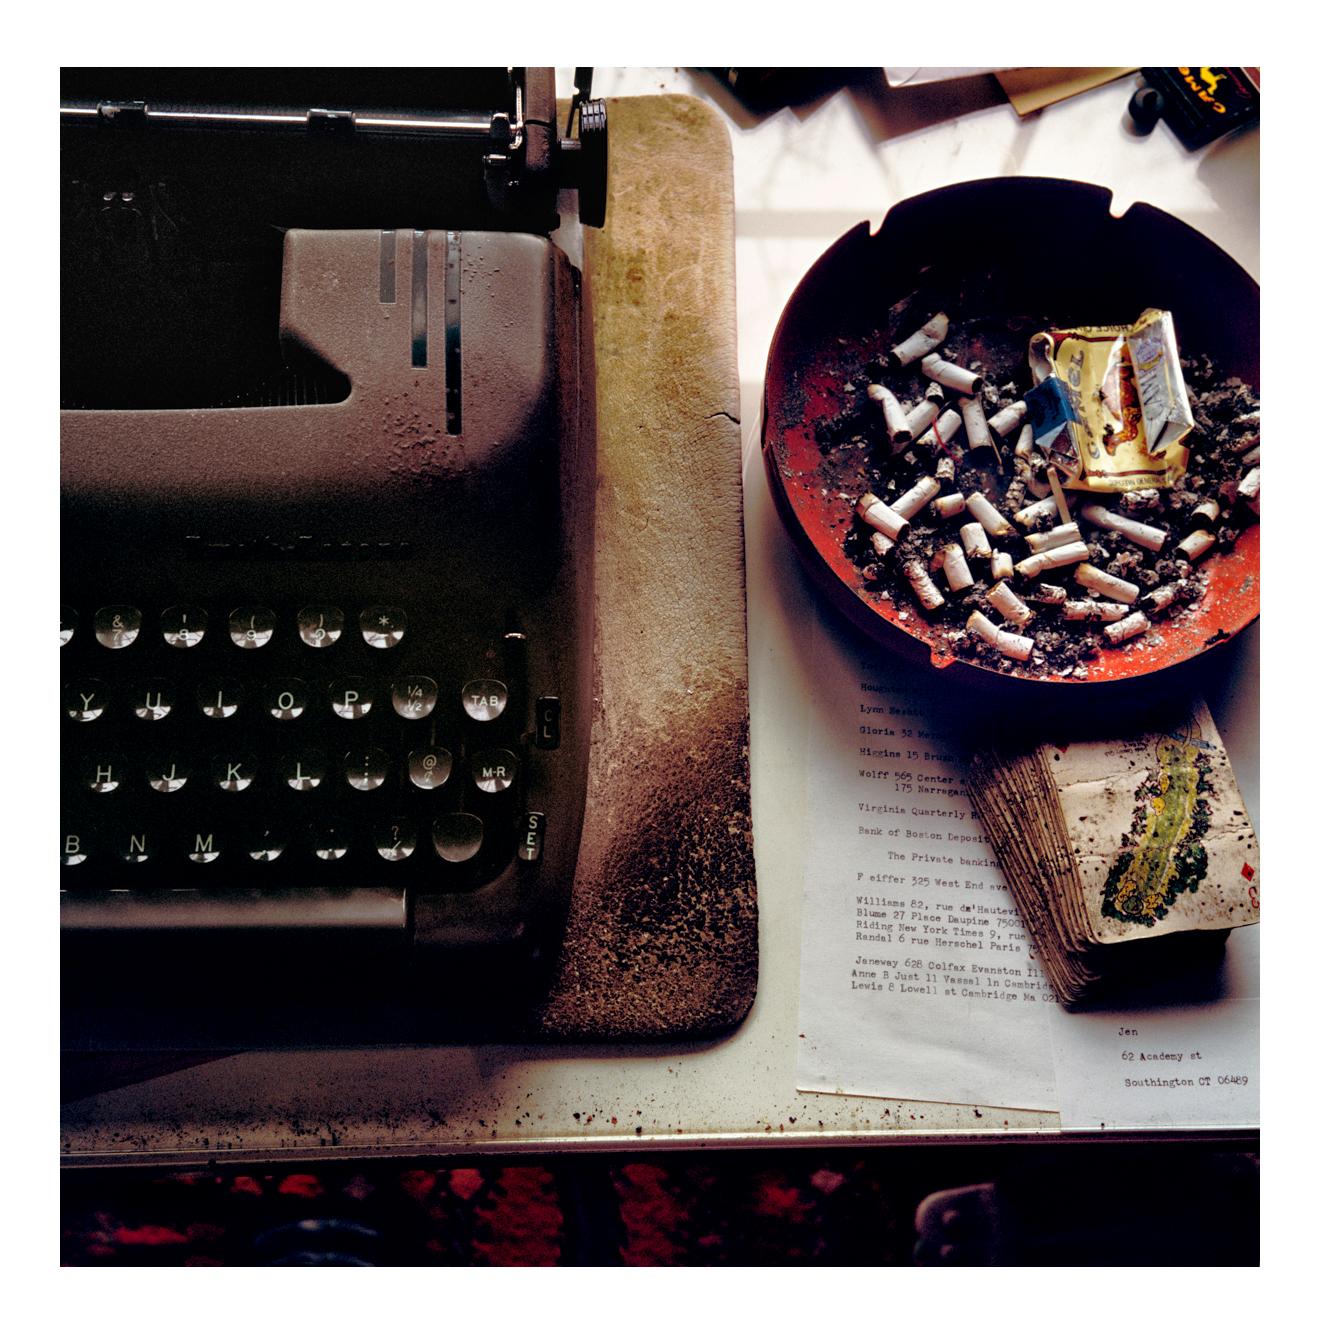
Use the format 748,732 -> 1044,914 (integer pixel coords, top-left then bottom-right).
60,69 -> 607,1039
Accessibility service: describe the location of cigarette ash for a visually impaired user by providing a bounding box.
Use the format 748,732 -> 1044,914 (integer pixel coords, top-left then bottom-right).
812,295 -> 1261,679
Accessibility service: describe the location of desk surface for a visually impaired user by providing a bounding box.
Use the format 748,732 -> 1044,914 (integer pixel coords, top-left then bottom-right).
61,70 -> 1260,1164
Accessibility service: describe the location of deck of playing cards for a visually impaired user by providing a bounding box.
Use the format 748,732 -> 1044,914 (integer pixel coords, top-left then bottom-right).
967,700 -> 1259,1007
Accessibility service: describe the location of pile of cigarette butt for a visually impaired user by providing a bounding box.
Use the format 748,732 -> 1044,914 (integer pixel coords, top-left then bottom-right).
846,312 -> 1260,677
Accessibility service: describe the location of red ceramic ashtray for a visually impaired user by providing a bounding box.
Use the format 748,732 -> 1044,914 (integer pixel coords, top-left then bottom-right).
762,178 -> 1259,694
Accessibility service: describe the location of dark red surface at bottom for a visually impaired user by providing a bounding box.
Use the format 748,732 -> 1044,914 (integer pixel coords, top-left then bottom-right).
61,1146 -> 1257,1266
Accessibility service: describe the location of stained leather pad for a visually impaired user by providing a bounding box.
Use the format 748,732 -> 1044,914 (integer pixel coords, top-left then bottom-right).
536,95 -> 758,1038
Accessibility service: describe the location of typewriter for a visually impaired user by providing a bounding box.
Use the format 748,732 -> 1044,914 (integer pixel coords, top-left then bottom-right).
60,70 -> 607,1039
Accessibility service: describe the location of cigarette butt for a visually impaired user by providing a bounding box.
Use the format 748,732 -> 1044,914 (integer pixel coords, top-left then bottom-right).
1177,529 -> 1216,561
938,543 -> 974,592
1104,611 -> 1150,644
988,400 -> 1029,437
1231,418 -> 1260,453
1016,540 -> 1090,579
1013,422 -> 1035,468
987,581 -> 1034,626
1119,488 -> 1163,514
1078,503 -> 1168,553
904,398 -> 940,440
1027,583 -> 1068,605
966,609 -> 1034,661
965,492 -> 1016,538
1028,332 -> 1055,386
856,492 -> 910,541
867,383 -> 913,446
934,455 -> 957,483
1188,498 -> 1221,531
1002,478 -> 1028,517
903,558 -> 946,610
1075,562 -> 1140,604
931,492 -> 966,520
1142,582 -> 1188,615
990,550 -> 1014,582
916,407 -> 963,451
1025,522 -> 1082,555
1063,599 -> 1128,622
960,521 -> 992,561
890,312 -> 950,367
1046,467 -> 1072,525
871,530 -> 895,558
1238,467 -> 1260,514
892,475 -> 940,520
925,381 -> 946,404
1014,497 -> 1059,529
921,353 -> 983,397
1239,444 -> 1260,468
959,396 -> 996,457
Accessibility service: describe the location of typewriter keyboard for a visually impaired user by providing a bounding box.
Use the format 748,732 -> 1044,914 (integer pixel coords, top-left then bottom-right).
60,602 -> 555,893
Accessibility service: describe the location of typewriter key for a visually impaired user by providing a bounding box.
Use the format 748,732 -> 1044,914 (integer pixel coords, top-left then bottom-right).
146,757 -> 190,793
65,680 -> 109,722
408,747 -> 453,790
229,606 -> 276,649
133,679 -> 175,721
187,830 -> 222,864
345,748 -> 390,791
247,828 -> 287,862
375,819 -> 418,861
360,605 -> 407,649
297,604 -> 344,649
94,605 -> 142,650
161,605 -> 208,649
281,752 -> 326,791
311,823 -> 349,861
432,812 -> 484,863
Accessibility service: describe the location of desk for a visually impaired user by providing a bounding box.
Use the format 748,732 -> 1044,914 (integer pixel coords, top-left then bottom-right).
61,69 -> 1259,1165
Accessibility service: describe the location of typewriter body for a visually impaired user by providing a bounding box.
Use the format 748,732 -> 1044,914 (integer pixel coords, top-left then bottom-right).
60,70 -> 607,1034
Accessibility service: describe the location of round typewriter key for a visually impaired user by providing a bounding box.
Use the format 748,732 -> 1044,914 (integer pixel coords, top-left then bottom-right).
311,823 -> 350,861
297,604 -> 345,649
360,605 -> 407,649
81,758 -> 123,793
212,755 -> 258,792
345,747 -> 390,792
281,751 -> 326,792
61,607 -> 76,647
266,678 -> 308,721
247,827 -> 287,863
375,818 -> 418,862
229,606 -> 276,650
470,748 -> 519,794
146,756 -> 190,793
461,678 -> 509,723
161,604 -> 208,649
62,832 -> 88,866
408,747 -> 453,790
330,677 -> 374,720
118,831 -> 153,864
94,605 -> 142,649
391,675 -> 438,720
197,678 -> 244,719
133,678 -> 175,721
65,680 -> 109,722
432,811 -> 484,863
187,830 -> 222,864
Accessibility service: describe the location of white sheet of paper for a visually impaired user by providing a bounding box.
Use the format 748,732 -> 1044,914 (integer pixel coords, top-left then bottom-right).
795,603 -> 1260,1124
1049,998 -> 1259,1130
795,611 -> 1059,1111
